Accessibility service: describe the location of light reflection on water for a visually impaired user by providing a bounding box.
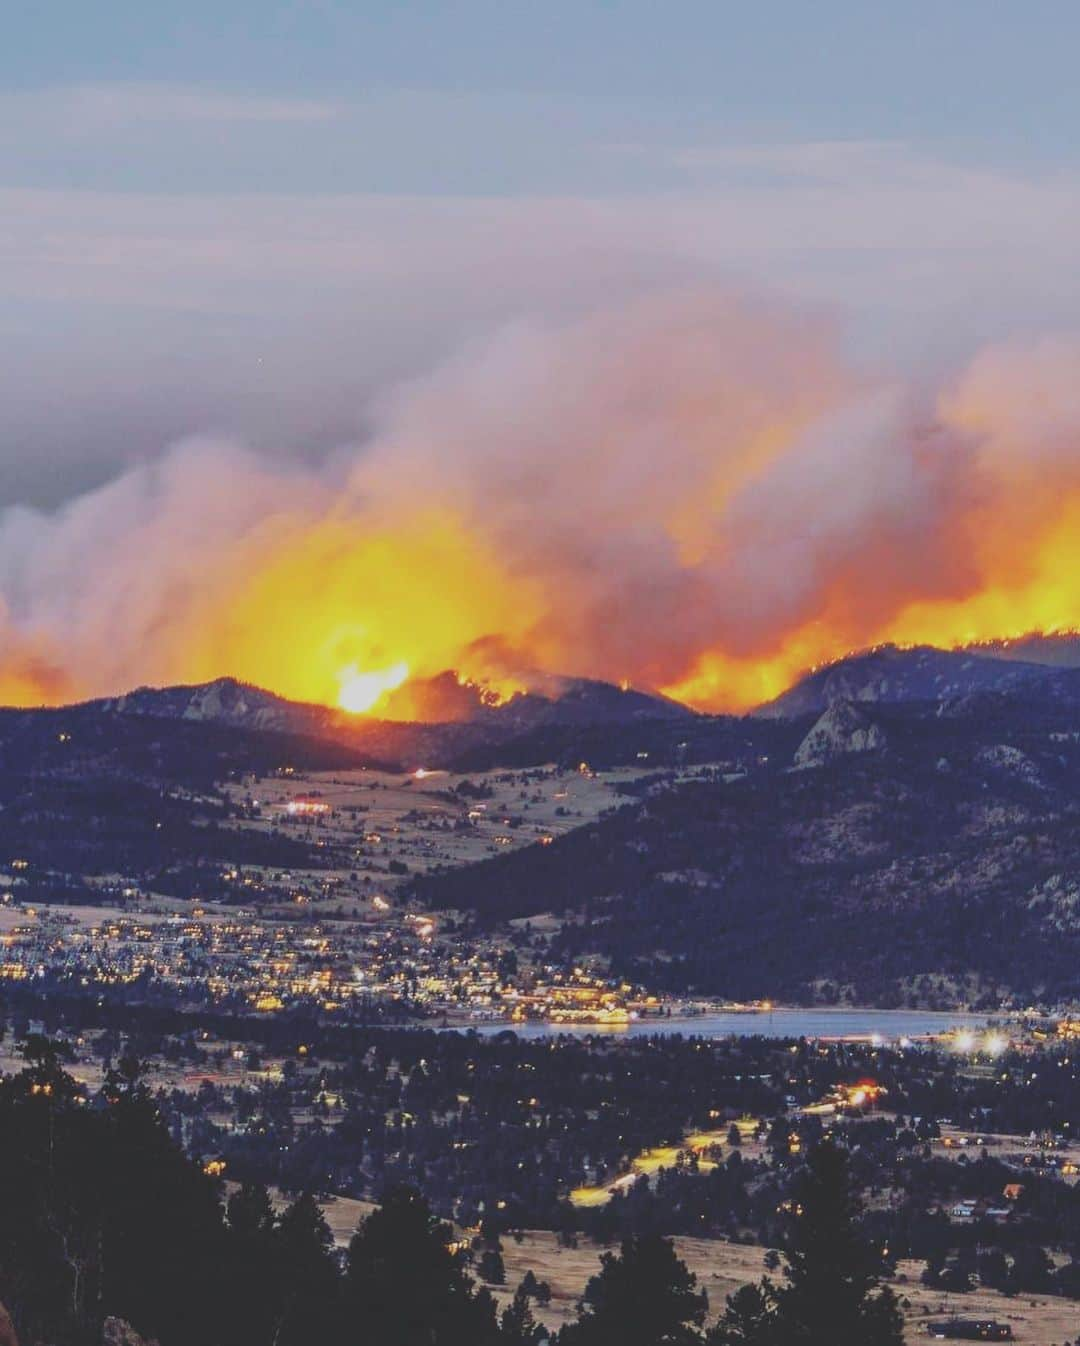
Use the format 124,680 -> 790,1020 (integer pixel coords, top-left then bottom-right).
459,1008 -> 993,1042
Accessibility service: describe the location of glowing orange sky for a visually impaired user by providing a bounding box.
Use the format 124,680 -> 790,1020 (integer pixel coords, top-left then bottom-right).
1,297 -> 1079,719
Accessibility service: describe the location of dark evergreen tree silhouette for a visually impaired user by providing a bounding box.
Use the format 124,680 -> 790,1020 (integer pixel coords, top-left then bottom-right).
273,1192 -> 341,1346
559,1233 -> 707,1346
342,1186 -> 500,1346
98,1074 -> 228,1345
706,1283 -> 775,1346
501,1283 -> 543,1345
771,1141 -> 903,1346
479,1246 -> 507,1284
225,1182 -> 279,1346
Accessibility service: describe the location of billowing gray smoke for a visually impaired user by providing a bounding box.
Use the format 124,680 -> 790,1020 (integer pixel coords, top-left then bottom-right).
2,289 -> 1079,712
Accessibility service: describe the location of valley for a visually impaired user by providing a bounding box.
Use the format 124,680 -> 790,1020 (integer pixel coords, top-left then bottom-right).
4,641 -> 1080,1345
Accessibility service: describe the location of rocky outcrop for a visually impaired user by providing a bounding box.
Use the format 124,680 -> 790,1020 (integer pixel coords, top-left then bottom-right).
102,1317 -> 156,1346
975,743 -> 1045,789
793,700 -> 886,769
106,676 -> 308,734
0,1301 -> 155,1346
1027,873 -> 1080,934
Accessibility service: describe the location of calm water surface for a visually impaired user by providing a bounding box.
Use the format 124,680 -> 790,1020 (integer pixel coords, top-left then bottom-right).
459,1008 -> 992,1042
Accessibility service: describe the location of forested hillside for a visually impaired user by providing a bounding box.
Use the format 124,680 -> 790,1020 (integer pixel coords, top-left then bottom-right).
415,696 -> 1080,1005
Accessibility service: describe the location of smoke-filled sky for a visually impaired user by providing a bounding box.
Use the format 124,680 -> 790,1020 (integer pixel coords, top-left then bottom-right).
4,3 -> 1080,712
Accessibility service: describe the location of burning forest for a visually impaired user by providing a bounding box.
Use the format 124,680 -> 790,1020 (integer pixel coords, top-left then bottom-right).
2,291 -> 1080,718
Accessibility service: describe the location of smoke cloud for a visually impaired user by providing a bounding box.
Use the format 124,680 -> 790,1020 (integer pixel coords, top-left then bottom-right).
2,289 -> 1080,713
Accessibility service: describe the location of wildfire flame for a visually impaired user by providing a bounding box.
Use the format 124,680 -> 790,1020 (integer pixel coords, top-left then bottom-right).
337,661 -> 410,714
2,295 -> 1080,717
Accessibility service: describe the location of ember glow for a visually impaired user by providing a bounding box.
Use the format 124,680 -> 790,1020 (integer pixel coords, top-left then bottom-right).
2,295 -> 1080,716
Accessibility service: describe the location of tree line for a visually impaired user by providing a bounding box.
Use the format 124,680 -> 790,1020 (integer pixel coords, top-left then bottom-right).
0,1039 -> 902,1346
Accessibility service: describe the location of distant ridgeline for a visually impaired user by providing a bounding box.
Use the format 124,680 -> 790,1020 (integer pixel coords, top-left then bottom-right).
414,641 -> 1080,1006
3,637 -> 1080,1005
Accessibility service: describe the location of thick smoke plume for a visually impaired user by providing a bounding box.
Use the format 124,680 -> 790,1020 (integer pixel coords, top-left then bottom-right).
3,289 -> 1080,714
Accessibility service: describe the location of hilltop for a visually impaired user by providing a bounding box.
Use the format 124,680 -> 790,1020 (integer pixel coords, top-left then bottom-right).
756,641 -> 1080,718
414,690 -> 1080,1007
90,672 -> 690,769
4,642 -> 1080,1007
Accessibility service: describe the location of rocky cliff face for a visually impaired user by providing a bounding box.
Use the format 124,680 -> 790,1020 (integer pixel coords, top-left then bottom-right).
0,1302 -> 18,1346
0,1302 -> 155,1346
793,700 -> 887,768
102,1317 -> 155,1346
102,677 -> 320,734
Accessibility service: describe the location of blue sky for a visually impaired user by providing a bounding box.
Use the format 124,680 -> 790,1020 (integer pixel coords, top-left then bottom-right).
3,2 -> 1080,503
6,2 -> 1080,193
6,2 -> 1077,120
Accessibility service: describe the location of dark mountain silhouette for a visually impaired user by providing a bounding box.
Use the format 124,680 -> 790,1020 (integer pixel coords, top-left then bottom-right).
87,672 -> 690,769
756,642 -> 1080,718
414,692 -> 1080,1006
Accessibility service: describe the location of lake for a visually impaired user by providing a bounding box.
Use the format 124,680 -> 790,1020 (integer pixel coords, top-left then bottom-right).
459,1008 -> 993,1042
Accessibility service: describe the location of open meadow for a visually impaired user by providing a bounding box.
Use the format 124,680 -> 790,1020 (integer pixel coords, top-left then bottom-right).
490,1232 -> 1079,1343
219,762 -> 682,909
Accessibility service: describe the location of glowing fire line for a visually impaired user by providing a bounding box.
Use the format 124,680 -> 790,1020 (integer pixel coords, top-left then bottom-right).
3,308 -> 1080,719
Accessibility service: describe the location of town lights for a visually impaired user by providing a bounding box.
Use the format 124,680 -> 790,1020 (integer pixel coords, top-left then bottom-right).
951,1029 -> 1009,1055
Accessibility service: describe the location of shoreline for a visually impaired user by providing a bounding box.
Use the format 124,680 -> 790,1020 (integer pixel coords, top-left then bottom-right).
436,1005 -> 1003,1039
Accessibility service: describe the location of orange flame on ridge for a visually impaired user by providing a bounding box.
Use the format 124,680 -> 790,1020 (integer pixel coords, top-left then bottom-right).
2,301 -> 1080,718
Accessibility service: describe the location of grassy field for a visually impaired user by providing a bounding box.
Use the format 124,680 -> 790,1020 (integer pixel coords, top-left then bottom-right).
221,762 -> 674,905
489,1231 -> 1079,1343
310,1193 -> 378,1246
492,1232 -> 773,1333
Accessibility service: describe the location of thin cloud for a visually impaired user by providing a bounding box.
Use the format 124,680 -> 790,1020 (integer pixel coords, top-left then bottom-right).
4,83 -> 338,134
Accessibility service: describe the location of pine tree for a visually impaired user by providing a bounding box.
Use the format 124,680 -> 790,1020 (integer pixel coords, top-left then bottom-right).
771,1141 -> 903,1346
342,1186 -> 499,1346
100,1079 -> 229,1346
707,1283 -> 776,1346
501,1284 -> 543,1346
479,1247 -> 506,1284
225,1183 -> 279,1346
273,1192 -> 341,1346
560,1233 -> 707,1346
227,1181 -> 276,1240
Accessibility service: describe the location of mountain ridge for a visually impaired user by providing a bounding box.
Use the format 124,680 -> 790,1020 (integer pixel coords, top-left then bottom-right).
756,641 -> 1080,718
87,671 -> 691,770
414,691 -> 1080,1005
